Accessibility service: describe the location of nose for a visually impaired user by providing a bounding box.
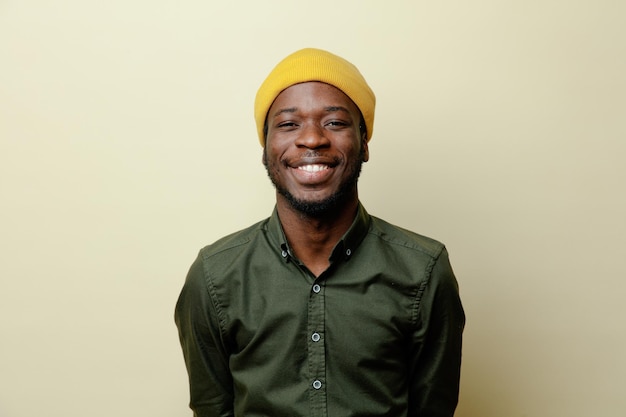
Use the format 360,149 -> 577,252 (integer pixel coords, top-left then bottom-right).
295,122 -> 330,149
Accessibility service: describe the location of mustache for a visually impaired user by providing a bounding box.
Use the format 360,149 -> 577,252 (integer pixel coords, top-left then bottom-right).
284,151 -> 342,166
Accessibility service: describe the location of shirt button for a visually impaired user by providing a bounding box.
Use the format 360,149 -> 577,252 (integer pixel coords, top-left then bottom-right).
281,250 -> 288,258
312,284 -> 321,293
311,332 -> 320,342
312,380 -> 322,390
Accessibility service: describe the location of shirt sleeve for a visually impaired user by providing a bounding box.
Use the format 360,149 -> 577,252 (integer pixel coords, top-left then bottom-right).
174,252 -> 235,417
408,247 -> 466,417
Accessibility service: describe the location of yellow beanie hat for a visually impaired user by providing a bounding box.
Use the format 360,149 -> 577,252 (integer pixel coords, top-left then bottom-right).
254,48 -> 376,146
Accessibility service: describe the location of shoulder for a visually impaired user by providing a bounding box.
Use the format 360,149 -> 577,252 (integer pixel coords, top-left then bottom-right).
198,217 -> 270,261
366,216 -> 462,313
367,215 -> 446,260
181,217 -> 271,295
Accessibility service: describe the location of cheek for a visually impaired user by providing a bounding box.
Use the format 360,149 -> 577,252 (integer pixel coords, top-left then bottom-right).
265,142 -> 288,165
263,149 -> 283,175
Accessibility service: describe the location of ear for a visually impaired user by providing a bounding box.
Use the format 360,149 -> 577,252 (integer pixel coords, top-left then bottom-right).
261,147 -> 268,166
362,137 -> 369,162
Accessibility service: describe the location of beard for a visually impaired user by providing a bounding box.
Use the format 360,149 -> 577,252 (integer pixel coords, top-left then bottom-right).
263,147 -> 365,217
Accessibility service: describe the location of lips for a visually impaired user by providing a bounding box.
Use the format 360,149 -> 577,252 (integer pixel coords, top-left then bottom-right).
287,158 -> 337,185
288,154 -> 339,170
297,164 -> 330,173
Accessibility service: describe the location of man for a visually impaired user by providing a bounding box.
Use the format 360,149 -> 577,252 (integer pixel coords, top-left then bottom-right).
175,48 -> 465,417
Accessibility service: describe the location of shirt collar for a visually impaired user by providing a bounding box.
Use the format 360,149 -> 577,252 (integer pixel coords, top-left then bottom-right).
266,202 -> 371,264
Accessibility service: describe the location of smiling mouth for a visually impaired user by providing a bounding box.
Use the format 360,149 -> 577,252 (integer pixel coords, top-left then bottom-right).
297,164 -> 330,173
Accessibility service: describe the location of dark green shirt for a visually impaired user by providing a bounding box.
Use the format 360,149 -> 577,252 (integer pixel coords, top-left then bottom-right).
175,203 -> 465,417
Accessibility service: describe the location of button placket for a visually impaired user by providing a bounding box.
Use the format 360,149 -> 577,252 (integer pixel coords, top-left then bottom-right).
307,282 -> 326,412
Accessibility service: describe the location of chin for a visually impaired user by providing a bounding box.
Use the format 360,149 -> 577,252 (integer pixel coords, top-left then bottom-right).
282,189 -> 354,217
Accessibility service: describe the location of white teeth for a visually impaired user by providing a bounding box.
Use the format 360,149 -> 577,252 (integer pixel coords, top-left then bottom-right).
298,164 -> 328,172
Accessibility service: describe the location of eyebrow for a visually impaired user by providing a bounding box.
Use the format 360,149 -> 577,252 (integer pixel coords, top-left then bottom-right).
271,106 -> 351,118
271,107 -> 297,118
323,106 -> 350,114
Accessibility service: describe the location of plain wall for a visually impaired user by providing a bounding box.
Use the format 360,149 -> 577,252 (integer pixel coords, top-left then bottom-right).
1,1 -> 624,416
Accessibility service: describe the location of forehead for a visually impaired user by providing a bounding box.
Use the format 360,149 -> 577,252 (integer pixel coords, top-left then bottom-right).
269,82 -> 360,115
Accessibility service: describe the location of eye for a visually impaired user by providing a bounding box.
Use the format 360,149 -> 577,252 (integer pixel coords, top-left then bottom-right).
325,120 -> 348,128
277,121 -> 298,129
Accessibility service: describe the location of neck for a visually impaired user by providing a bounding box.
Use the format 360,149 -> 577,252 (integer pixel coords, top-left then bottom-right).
276,194 -> 359,277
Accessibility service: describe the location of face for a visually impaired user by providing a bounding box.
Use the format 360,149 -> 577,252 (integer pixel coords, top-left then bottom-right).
262,82 -> 369,217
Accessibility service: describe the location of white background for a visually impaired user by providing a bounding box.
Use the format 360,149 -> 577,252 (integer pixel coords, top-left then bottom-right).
1,1 -> 625,416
